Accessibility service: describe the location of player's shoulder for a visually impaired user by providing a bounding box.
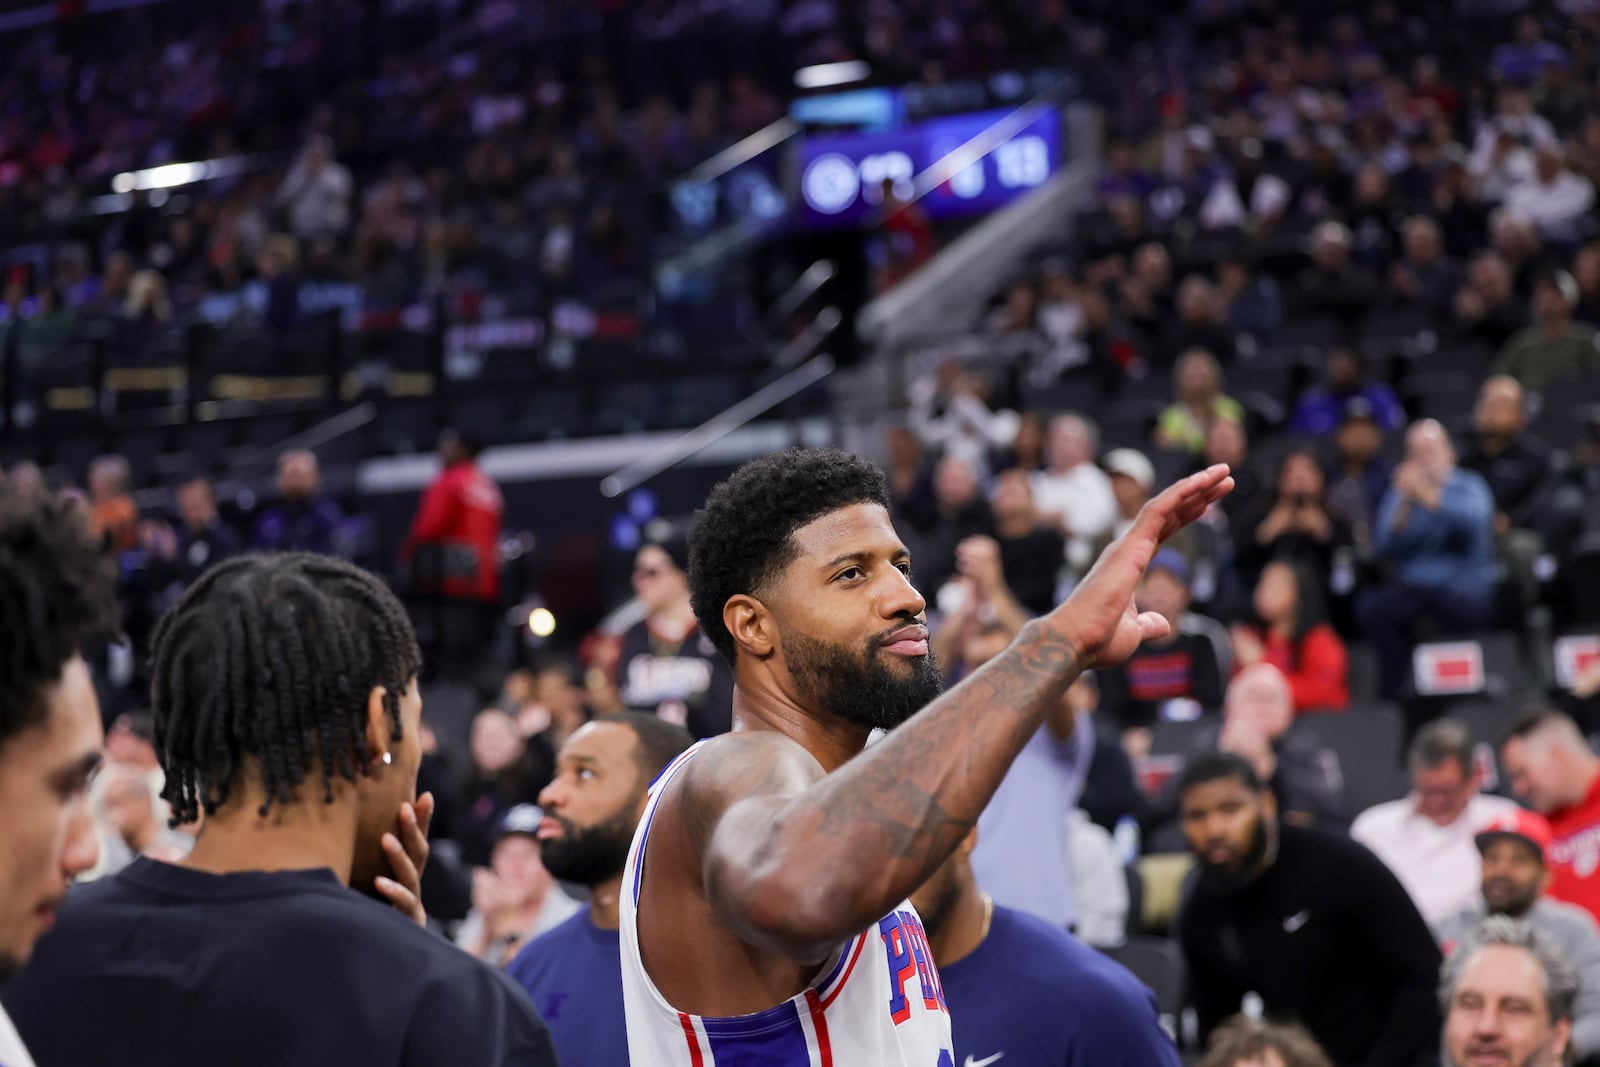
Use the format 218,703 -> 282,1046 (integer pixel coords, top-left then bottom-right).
510,910 -> 592,975
667,730 -> 825,807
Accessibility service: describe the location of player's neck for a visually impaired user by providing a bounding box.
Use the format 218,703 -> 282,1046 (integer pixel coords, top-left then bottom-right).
181,795 -> 358,885
730,684 -> 871,772
928,884 -> 989,970
588,873 -> 624,930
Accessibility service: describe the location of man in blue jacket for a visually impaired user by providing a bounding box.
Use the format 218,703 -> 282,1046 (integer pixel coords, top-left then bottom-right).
1358,419 -> 1498,699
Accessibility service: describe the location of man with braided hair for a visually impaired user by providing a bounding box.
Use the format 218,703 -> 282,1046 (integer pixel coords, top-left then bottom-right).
4,553 -> 557,1067
0,485 -> 119,1067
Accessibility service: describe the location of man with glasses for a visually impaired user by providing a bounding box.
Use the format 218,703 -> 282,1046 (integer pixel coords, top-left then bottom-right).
1353,719 -> 1519,923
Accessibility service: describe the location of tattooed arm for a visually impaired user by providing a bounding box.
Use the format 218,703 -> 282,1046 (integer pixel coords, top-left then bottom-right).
679,466 -> 1233,964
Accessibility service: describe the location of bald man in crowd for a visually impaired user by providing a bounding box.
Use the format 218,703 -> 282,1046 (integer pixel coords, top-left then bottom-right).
1356,419 -> 1497,699
1501,709 -> 1600,925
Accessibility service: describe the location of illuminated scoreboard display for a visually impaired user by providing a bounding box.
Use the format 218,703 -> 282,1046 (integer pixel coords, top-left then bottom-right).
796,106 -> 1062,228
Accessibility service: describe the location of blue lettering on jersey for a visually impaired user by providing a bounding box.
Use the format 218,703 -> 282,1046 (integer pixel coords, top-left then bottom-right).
879,909 -> 949,1024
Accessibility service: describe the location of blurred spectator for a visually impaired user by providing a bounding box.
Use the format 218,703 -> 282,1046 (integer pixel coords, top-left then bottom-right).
1198,1018 -> 1334,1067
1455,252 -> 1526,350
1359,420 -> 1497,700
921,455 -> 992,601
1388,216 -> 1464,314
455,804 -> 580,966
613,537 -> 733,738
1216,256 -> 1285,335
96,762 -> 191,869
1438,916 -> 1576,1067
1162,276 -> 1236,365
1433,810 -> 1600,1062
1097,549 -> 1228,733
1198,139 -> 1291,236
1290,221 -> 1378,319
87,454 -> 138,552
1493,17 -> 1570,85
1352,719 -> 1519,924
152,476 -> 241,593
1461,375 -> 1556,609
1092,447 -> 1194,566
1154,350 -> 1243,455
6,462 -> 43,497
908,360 -> 1020,478
401,429 -> 504,674
1214,665 -> 1342,828
1346,164 -> 1404,270
1230,561 -> 1349,713
985,471 -> 1066,616
884,425 -> 938,534
251,450 -> 343,555
454,707 -> 554,869
1505,144 -> 1596,243
275,135 -> 353,242
1500,709 -> 1600,924
1176,753 -> 1443,1067
1031,414 -> 1117,573
1290,345 -> 1405,437
1462,375 -> 1554,539
1235,447 -> 1354,590
1325,399 -> 1395,551
1495,269 -> 1600,390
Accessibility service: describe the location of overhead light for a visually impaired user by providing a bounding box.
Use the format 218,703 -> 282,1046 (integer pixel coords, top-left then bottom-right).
794,61 -> 870,91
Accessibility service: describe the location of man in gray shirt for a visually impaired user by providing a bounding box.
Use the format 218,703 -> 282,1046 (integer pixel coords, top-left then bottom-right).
1435,807 -> 1600,1060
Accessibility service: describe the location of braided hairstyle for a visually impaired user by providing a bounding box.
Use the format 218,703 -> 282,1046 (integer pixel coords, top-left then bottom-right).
150,553 -> 422,824
0,487 -> 120,746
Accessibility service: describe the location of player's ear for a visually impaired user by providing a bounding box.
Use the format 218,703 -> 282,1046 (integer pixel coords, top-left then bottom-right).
724,594 -> 775,659
363,686 -> 391,770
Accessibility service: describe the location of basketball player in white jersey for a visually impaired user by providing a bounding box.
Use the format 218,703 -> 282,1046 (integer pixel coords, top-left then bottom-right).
623,449 -> 1231,1066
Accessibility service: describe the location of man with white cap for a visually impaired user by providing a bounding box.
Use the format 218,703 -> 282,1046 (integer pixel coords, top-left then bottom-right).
1093,447 -> 1194,567
1435,808 -> 1600,1060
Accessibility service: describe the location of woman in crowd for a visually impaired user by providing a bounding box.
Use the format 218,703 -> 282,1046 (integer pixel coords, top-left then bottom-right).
1154,348 -> 1244,454
1235,445 -> 1353,588
1231,560 -> 1350,713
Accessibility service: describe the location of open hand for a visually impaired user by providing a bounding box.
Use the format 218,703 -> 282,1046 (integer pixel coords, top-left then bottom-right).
1046,464 -> 1233,670
375,791 -> 435,927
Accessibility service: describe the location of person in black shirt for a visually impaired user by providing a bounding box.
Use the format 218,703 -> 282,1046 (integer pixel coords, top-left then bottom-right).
986,468 -> 1067,617
615,536 -> 733,737
1176,753 -> 1442,1067
4,553 -> 556,1067
0,488 -> 120,1067
1461,376 -> 1553,539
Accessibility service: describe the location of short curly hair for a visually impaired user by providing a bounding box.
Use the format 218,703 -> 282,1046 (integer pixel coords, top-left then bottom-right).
0,487 -> 120,747
688,449 -> 891,663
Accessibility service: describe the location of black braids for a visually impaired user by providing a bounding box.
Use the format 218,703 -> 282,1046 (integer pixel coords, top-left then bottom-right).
149,552 -> 422,822
256,595 -> 305,814
0,487 -> 120,745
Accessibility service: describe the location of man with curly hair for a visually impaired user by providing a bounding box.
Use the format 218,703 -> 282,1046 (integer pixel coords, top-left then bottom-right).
620,447 -> 1232,1064
0,485 -> 121,1067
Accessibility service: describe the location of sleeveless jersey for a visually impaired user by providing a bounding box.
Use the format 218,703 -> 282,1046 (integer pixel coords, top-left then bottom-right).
621,743 -> 956,1067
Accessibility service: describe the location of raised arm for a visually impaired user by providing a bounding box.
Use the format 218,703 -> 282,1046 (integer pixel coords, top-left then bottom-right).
679,465 -> 1233,963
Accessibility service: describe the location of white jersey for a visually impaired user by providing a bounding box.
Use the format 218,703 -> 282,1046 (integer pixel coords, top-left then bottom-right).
621,743 -> 955,1067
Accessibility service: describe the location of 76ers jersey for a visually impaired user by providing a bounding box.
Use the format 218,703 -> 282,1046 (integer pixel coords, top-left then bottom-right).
621,743 -> 955,1066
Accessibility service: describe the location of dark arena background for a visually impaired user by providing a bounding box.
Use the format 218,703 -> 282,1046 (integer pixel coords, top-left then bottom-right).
5,0 -> 1600,1064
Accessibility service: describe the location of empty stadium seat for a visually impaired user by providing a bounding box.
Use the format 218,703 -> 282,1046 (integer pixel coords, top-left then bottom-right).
1102,936 -> 1187,1041
1293,703 -> 1407,820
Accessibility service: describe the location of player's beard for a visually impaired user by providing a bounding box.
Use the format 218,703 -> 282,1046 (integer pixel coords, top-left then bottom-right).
539,803 -> 640,886
782,628 -> 944,733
